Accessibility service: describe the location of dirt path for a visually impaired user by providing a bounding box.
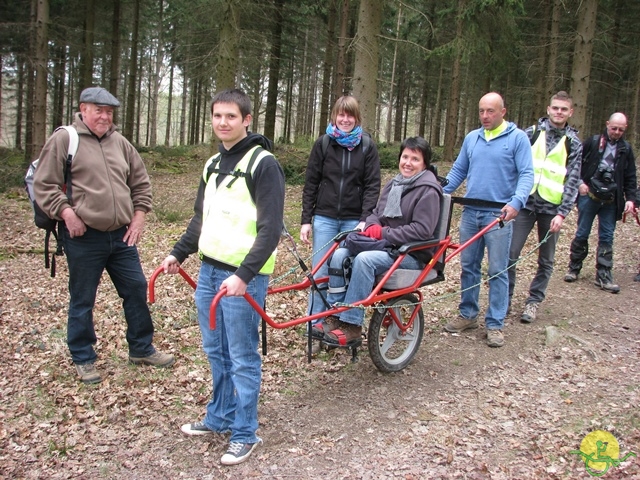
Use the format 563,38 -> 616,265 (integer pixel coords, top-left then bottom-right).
1,173 -> 639,479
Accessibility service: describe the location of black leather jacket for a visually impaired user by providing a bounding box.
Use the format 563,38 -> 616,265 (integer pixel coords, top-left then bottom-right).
581,132 -> 637,219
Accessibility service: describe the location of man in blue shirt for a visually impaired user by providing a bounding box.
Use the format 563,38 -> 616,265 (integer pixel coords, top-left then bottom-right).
443,92 -> 534,347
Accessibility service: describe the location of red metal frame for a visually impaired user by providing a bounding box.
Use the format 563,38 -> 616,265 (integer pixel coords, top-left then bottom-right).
622,210 -> 640,226
148,217 -> 503,332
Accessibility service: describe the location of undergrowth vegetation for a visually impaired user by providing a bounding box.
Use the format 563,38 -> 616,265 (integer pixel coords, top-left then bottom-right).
1,140 -> 445,192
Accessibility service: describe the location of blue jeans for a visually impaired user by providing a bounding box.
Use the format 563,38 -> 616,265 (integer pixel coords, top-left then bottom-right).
194,262 -> 267,444
574,193 -> 616,247
63,226 -> 155,364
327,247 -> 422,326
308,215 -> 360,315
508,209 -> 559,304
458,209 -> 513,330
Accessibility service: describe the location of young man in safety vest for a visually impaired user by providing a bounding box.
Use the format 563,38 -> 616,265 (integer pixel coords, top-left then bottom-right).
507,91 -> 582,323
161,89 -> 285,466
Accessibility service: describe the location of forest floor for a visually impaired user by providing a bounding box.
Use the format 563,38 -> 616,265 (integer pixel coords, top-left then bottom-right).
1,160 -> 640,479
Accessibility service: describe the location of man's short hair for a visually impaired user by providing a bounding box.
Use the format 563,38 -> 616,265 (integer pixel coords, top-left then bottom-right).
399,136 -> 432,169
211,88 -> 252,118
550,91 -> 573,105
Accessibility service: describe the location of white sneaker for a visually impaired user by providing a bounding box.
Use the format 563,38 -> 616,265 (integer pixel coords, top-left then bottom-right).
220,439 -> 263,466
181,420 -> 213,435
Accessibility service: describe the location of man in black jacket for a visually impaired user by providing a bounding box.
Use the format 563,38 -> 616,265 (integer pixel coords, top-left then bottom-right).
564,112 -> 637,293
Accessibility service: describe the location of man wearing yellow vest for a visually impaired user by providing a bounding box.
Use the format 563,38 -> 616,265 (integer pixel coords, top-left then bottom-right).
507,91 -> 582,323
161,89 -> 285,466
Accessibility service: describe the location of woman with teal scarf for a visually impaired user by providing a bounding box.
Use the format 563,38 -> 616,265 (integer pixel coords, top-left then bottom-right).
300,96 -> 381,320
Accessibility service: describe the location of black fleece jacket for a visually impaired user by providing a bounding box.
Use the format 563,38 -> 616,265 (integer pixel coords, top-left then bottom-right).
169,133 -> 285,283
301,133 -> 381,224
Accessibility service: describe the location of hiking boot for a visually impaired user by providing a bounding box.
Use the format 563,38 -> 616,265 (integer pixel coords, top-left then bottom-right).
594,278 -> 620,294
308,315 -> 339,340
564,271 -> 578,283
521,302 -> 538,324
181,420 -> 213,436
75,363 -> 102,384
323,320 -> 362,346
444,315 -> 479,333
129,350 -> 175,368
635,273 -> 640,282
486,329 -> 505,348
220,439 -> 263,466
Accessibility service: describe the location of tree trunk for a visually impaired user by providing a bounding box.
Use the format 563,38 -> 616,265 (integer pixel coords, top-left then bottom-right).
109,0 -> 121,124
402,82 -> 410,139
352,0 -> 382,135
250,62 -> 262,132
149,0 -> 164,147
25,0 -> 37,161
15,56 -> 25,150
51,44 -> 65,129
283,55 -> 294,143
393,52 -> 406,143
0,55 -> 2,144
332,0 -> 350,103
295,30 -> 309,139
443,0 -> 465,162
600,0 -> 623,112
78,0 -> 95,91
630,49 -> 640,145
430,60 -> 444,147
201,84 -> 208,143
385,6 -> 402,143
545,0 -> 561,99
165,58 -> 174,146
180,64 -> 187,145
264,0 -> 284,142
569,0 -> 598,133
318,0 -> 337,136
135,56 -> 142,144
31,0 -> 48,160
418,64 -> 428,139
532,0 -> 550,117
124,0 -> 140,140
216,0 -> 240,90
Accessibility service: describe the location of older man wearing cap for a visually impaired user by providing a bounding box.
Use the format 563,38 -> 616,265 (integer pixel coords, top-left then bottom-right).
33,87 -> 175,384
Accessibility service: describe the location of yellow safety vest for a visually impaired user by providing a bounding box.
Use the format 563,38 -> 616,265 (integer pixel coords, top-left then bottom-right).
530,130 -> 568,205
198,146 -> 277,274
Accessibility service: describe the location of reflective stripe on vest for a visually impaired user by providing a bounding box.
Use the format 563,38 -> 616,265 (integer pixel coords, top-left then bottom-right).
530,130 -> 568,205
198,145 -> 277,274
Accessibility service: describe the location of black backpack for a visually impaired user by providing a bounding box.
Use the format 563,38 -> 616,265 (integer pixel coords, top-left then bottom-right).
24,126 -> 79,277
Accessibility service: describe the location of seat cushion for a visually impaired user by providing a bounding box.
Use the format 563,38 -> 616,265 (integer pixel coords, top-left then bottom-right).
376,268 -> 441,290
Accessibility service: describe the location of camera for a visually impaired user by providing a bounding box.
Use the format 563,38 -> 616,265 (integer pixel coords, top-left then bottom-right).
597,165 -> 614,184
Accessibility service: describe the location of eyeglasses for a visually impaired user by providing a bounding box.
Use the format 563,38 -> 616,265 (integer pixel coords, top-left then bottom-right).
610,127 -> 626,132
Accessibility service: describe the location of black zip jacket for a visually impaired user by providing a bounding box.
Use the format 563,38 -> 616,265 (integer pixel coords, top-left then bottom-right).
581,131 -> 637,220
301,133 -> 381,224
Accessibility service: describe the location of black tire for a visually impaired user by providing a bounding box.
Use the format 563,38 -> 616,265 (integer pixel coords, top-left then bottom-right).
368,293 -> 424,373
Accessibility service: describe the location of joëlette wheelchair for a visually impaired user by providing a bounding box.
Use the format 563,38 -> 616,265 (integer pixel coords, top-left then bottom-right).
149,195 -> 505,373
